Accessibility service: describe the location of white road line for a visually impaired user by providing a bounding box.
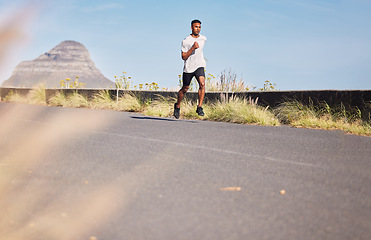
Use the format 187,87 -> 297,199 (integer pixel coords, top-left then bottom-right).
94,130 -> 319,168
10,117 -> 319,168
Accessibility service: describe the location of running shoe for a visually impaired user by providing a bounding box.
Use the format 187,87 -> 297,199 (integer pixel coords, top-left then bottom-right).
173,103 -> 180,119
196,106 -> 204,116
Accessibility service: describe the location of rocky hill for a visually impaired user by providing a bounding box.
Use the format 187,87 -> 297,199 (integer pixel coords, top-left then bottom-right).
1,40 -> 114,88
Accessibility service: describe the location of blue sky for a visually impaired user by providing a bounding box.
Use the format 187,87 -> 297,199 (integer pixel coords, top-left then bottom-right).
1,0 -> 370,90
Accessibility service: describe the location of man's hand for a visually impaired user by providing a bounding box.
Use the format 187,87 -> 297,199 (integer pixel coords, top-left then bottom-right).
192,42 -> 199,50
182,42 -> 199,60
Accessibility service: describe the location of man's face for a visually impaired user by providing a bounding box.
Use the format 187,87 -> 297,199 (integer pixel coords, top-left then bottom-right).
192,23 -> 201,36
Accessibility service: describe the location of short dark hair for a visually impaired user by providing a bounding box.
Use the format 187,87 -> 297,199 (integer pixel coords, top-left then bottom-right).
191,19 -> 201,26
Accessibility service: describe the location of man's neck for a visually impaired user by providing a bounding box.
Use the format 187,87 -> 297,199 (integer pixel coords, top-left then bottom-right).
191,33 -> 200,38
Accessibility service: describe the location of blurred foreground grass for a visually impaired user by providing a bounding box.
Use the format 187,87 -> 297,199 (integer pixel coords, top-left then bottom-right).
0,3 -> 123,239
0,103 -> 121,239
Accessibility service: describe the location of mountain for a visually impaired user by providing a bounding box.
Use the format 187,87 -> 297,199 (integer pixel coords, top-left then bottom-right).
1,40 -> 114,88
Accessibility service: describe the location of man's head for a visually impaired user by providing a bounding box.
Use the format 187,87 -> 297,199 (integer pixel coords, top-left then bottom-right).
191,19 -> 202,36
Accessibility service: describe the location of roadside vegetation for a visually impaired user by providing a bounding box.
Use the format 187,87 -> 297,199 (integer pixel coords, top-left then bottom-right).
1,74 -> 370,136
2,87 -> 370,137
3,83 -> 47,105
274,100 -> 371,136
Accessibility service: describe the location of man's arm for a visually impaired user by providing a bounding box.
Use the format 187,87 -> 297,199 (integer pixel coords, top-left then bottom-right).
181,42 -> 199,60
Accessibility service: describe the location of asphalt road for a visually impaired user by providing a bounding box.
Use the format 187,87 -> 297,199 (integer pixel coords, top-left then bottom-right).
1,103 -> 370,240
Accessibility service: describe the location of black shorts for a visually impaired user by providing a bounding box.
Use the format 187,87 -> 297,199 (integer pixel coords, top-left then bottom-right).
182,67 -> 205,87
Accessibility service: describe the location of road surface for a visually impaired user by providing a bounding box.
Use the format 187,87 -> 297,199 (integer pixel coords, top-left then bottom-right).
0,103 -> 370,240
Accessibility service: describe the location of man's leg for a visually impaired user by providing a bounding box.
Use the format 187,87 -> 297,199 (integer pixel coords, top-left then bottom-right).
176,72 -> 192,108
176,85 -> 189,108
195,75 -> 205,116
197,76 -> 205,107
174,73 -> 192,119
174,85 -> 188,119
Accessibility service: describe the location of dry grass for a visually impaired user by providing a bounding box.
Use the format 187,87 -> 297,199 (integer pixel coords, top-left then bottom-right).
91,90 -> 114,109
290,115 -> 371,136
66,91 -> 90,108
141,95 -> 280,126
4,92 -> 29,104
116,93 -> 142,112
91,90 -> 143,112
2,84 -> 46,105
181,99 -> 203,119
49,91 -> 89,108
205,96 -> 280,126
2,88 -> 370,136
48,91 -> 68,107
142,96 -> 175,117
274,100 -> 371,136
29,83 -> 46,105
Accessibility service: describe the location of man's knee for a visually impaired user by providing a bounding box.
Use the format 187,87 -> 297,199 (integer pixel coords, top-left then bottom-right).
198,79 -> 205,89
181,86 -> 189,93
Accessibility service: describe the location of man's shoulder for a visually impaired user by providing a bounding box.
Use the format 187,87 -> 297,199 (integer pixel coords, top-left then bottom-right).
199,34 -> 207,40
183,34 -> 207,43
183,35 -> 193,42
200,35 -> 207,42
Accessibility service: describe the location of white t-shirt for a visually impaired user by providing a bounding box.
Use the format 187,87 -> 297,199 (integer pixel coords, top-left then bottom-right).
181,34 -> 207,73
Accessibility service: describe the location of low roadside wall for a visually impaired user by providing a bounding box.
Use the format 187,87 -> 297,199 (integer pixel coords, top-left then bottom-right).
1,87 -> 370,113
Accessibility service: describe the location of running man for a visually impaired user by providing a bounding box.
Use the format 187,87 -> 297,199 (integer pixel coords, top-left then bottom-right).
174,19 -> 207,119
